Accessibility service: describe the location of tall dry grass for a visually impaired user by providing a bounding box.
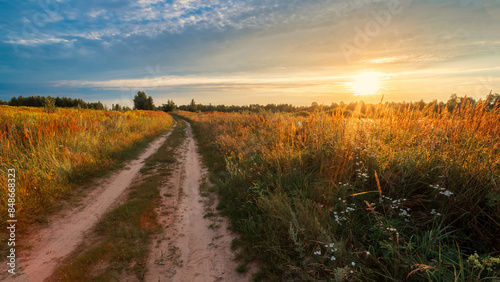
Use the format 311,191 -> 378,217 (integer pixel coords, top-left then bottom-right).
178,101 -> 500,280
0,106 -> 173,224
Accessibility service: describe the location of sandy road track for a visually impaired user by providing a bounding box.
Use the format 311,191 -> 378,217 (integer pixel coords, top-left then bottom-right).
1,130 -> 173,282
145,122 -> 254,282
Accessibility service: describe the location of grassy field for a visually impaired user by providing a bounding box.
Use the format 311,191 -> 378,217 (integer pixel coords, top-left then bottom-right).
176,101 -> 500,281
0,105 -> 173,226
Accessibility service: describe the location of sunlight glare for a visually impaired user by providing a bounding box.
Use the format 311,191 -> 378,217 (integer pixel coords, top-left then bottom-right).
347,72 -> 387,96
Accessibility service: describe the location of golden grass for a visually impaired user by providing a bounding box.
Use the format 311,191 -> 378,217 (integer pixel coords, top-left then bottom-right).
177,101 -> 500,280
0,106 -> 173,223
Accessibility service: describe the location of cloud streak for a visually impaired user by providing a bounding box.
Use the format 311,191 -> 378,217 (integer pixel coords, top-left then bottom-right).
54,73 -> 347,89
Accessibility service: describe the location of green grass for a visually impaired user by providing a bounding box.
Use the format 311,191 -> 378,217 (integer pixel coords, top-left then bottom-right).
49,119 -> 187,281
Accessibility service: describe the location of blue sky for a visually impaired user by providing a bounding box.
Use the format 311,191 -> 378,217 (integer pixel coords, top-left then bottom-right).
1,0 -> 499,107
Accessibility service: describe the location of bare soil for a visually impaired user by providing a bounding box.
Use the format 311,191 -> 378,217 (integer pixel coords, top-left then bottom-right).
1,131 -> 172,282
145,123 -> 254,282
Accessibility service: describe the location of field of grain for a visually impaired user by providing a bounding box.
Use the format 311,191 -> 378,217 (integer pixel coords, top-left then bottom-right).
177,102 -> 500,281
0,106 -> 173,224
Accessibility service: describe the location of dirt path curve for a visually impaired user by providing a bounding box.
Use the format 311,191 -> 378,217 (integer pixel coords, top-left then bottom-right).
2,128 -> 174,282
145,122 -> 254,282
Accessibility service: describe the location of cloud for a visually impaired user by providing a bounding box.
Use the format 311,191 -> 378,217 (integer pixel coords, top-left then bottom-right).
87,9 -> 106,18
53,72 -> 346,90
4,36 -> 76,46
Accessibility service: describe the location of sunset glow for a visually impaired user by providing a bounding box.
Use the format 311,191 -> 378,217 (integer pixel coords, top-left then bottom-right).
348,72 -> 387,96
1,1 -> 499,106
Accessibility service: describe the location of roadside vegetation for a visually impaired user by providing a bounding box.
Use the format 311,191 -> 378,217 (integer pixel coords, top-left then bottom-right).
176,98 -> 500,281
49,119 -> 186,281
0,105 -> 173,228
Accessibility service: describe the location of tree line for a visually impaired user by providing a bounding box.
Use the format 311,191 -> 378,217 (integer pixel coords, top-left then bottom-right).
1,95 -> 107,110
168,93 -> 500,115
2,91 -> 499,115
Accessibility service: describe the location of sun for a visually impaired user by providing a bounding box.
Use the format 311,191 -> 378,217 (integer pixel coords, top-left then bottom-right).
347,72 -> 386,96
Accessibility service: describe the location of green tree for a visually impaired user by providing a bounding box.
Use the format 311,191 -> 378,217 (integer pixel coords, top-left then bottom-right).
112,104 -> 123,111
447,94 -> 459,112
188,99 -> 197,112
44,96 -> 57,113
133,91 -> 155,110
159,99 -> 177,112
486,93 -> 500,109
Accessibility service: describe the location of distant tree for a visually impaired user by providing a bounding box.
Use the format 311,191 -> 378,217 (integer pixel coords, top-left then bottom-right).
87,101 -> 106,110
486,93 -> 500,109
133,91 -> 155,110
9,96 -> 19,106
188,99 -> 197,112
346,102 -> 356,112
215,104 -> 226,112
462,97 -> 476,107
44,96 -> 57,113
112,104 -> 123,111
147,96 -> 155,110
447,94 -> 459,112
159,99 -> 176,112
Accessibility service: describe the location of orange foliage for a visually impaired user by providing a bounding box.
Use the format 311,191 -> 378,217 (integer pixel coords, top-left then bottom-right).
0,106 -> 173,223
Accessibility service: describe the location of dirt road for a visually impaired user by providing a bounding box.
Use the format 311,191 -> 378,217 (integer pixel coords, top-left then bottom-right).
145,122 -> 253,282
2,130 -> 173,282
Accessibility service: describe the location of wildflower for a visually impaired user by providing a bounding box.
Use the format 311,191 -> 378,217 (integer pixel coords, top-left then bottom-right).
430,209 -> 441,216
352,262 -> 356,266
331,256 -> 336,261
440,190 -> 453,197
314,250 -> 321,255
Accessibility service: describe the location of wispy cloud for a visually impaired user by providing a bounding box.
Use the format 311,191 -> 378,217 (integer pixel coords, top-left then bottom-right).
54,72 -> 347,89
4,36 -> 76,46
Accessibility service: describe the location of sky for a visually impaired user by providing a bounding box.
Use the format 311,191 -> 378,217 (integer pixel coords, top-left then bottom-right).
1,0 -> 499,107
